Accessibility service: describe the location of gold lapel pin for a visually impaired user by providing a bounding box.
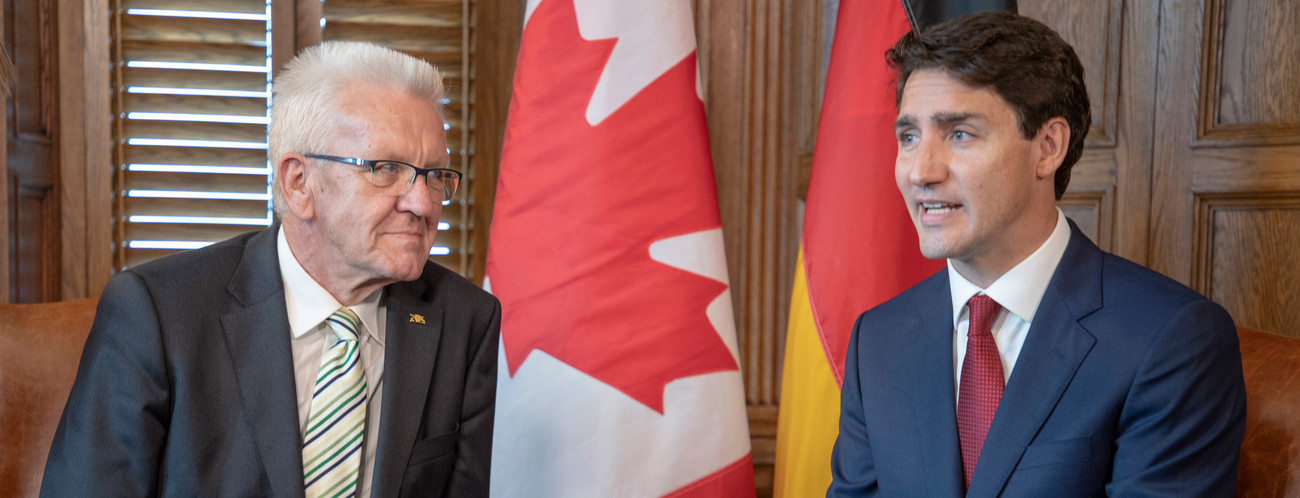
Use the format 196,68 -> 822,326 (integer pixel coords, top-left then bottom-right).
409,313 -> 427,324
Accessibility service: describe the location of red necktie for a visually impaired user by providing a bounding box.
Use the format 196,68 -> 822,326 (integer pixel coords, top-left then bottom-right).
957,294 -> 1004,490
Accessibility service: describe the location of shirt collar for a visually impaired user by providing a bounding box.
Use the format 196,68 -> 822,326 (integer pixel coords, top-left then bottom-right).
278,227 -> 384,345
948,209 -> 1071,327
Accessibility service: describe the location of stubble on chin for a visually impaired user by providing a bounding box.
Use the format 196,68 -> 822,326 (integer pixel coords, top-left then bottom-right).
915,229 -> 958,262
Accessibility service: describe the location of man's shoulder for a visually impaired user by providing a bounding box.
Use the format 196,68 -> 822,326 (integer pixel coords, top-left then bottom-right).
1062,243 -> 1234,344
415,261 -> 499,311
121,228 -> 270,290
850,268 -> 949,334
1095,250 -> 1216,311
871,268 -> 949,315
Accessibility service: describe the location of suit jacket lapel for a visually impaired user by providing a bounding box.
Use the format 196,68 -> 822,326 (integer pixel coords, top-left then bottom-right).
219,226 -> 307,498
900,272 -> 966,496
370,277 -> 444,498
968,223 -> 1103,496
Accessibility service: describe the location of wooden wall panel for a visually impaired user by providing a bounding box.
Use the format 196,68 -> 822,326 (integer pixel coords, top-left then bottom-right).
1193,194 -> 1300,338
698,0 -> 819,494
1060,152 -> 1118,248
5,0 -> 58,304
466,0 -> 521,283
1154,0 -> 1300,341
1,2 -> 8,302
1197,0 -> 1300,145
1058,187 -> 1112,248
1021,0 -> 1157,264
9,183 -> 57,302
65,0 -> 116,299
1020,0 -> 1121,146
0,0 -> 111,302
5,0 -> 61,303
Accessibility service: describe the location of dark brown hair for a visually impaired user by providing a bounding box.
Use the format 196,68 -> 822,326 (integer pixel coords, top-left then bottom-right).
886,12 -> 1090,199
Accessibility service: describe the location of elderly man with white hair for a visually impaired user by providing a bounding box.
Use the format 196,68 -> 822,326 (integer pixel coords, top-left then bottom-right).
42,41 -> 500,498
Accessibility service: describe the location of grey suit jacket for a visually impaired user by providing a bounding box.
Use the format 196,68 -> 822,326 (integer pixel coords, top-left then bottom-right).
829,221 -> 1246,497
41,226 -> 501,497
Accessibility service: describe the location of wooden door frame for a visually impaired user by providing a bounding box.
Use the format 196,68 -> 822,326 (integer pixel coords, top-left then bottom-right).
47,0 -> 112,300
0,0 -> 111,302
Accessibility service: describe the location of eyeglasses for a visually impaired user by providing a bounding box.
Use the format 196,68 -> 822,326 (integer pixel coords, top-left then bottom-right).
303,153 -> 462,200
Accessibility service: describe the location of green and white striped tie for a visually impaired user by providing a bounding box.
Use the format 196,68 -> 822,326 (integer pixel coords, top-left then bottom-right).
303,307 -> 368,498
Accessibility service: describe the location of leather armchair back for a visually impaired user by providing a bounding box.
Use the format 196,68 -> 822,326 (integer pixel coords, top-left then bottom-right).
0,298 -> 97,497
1236,325 -> 1300,497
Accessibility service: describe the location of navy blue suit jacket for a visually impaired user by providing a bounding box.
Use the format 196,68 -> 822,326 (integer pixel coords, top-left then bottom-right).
41,226 -> 501,497
828,222 -> 1246,497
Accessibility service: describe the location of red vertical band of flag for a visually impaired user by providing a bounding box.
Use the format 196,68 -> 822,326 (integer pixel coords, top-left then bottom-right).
486,0 -> 754,496
803,0 -> 943,386
774,0 -> 943,495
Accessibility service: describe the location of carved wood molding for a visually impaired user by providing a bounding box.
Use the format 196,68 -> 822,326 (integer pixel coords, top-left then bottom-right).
748,404 -> 779,485
699,1 -> 820,493
699,0 -> 813,413
60,0 -> 112,299
1088,0 -> 1122,148
2,7 -> 10,302
1190,191 -> 1300,297
12,0 -> 57,144
1195,0 -> 1300,147
1022,0 -> 1122,148
15,182 -> 60,300
467,0 -> 520,284
1059,186 -> 1114,251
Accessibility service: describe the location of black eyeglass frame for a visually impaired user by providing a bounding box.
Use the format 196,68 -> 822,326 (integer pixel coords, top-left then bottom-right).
302,153 -> 463,199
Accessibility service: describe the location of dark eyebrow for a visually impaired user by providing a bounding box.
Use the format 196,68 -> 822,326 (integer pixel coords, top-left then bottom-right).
895,112 -> 985,133
931,112 -> 982,128
894,115 -> 917,132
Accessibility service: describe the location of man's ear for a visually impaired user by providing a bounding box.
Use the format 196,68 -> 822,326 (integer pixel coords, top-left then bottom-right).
1035,117 -> 1071,180
277,153 -> 315,221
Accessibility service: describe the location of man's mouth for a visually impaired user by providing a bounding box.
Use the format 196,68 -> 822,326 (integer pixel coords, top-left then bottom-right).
921,201 -> 960,214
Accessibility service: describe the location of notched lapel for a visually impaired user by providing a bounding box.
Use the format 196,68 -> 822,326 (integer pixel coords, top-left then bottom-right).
968,224 -> 1103,496
220,226 -> 307,498
370,281 -> 444,498
901,275 -> 965,496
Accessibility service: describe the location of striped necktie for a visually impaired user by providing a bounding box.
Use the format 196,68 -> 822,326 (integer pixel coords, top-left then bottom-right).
303,307 -> 368,498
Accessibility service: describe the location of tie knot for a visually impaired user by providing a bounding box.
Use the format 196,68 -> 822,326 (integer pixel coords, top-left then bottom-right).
966,294 -> 1002,338
326,307 -> 362,342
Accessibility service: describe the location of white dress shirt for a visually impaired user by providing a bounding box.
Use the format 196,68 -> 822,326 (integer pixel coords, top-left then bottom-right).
278,228 -> 386,497
948,209 -> 1071,402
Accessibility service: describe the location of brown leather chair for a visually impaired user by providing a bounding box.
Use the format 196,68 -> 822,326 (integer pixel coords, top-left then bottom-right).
1236,325 -> 1300,497
1,303 -> 1294,497
0,298 -> 97,498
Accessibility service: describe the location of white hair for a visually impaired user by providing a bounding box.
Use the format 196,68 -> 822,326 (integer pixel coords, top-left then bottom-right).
268,41 -> 446,213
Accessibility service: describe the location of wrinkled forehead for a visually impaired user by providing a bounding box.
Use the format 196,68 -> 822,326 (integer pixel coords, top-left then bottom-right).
327,87 -> 447,153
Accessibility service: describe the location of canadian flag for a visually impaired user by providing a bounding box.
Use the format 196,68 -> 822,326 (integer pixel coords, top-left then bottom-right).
484,0 -> 755,496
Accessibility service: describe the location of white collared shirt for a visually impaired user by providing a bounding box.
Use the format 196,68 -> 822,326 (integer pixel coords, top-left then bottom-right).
278,228 -> 386,497
948,209 -> 1071,402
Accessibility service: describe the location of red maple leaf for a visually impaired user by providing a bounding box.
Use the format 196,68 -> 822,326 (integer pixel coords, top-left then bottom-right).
486,0 -> 738,413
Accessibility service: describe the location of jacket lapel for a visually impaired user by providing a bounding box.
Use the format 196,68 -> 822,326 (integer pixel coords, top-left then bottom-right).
370,277 -> 444,498
900,272 -> 966,496
219,226 -> 307,498
967,223 -> 1104,496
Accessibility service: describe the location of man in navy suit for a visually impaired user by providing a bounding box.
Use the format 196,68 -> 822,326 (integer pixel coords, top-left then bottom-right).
42,42 -> 500,497
828,13 -> 1246,497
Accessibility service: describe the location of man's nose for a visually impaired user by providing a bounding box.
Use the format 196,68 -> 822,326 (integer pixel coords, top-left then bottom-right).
908,138 -> 949,187
397,174 -> 441,217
